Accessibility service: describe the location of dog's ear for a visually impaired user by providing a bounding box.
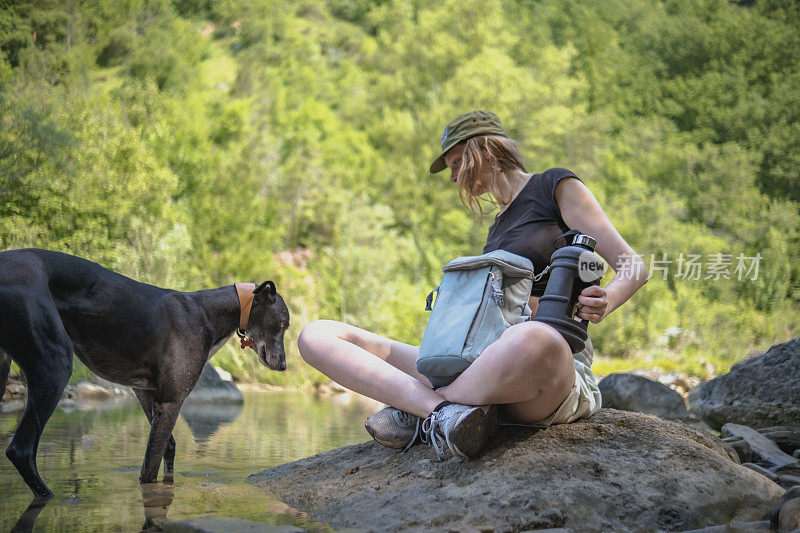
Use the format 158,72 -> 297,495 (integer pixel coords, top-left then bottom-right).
254,281 -> 277,304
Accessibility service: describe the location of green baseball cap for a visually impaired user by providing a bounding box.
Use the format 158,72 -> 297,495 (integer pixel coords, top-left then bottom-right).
429,110 -> 509,173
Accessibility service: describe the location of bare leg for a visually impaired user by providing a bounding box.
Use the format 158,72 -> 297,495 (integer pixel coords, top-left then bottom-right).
298,320 -> 444,418
298,319 -> 576,425
436,321 -> 576,423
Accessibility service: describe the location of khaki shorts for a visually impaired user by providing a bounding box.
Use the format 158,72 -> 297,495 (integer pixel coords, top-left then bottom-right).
499,347 -> 602,428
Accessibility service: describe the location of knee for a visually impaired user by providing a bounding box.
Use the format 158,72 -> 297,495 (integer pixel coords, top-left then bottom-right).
505,322 -> 571,374
297,320 -> 341,365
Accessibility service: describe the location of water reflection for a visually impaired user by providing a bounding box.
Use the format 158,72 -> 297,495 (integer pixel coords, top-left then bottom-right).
179,401 -> 243,444
9,497 -> 48,533
0,389 -> 378,531
141,482 -> 174,531
10,482 -> 178,533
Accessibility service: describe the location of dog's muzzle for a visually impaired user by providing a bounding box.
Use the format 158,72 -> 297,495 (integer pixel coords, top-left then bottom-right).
257,343 -> 286,371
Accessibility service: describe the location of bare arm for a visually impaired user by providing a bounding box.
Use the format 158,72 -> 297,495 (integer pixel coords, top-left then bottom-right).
554,177 -> 649,323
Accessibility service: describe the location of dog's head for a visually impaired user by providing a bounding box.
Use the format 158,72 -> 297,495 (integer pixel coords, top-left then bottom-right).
245,281 -> 289,371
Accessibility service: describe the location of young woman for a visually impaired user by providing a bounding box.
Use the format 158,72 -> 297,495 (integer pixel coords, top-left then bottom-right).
298,111 -> 648,460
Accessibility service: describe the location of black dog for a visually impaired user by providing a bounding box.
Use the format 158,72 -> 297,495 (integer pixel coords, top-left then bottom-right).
0,248 -> 290,498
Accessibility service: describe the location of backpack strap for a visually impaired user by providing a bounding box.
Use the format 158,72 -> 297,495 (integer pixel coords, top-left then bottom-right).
489,270 -> 504,307
425,286 -> 440,311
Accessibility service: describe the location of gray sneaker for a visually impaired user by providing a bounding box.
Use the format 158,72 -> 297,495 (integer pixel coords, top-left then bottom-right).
365,407 -> 422,451
421,403 -> 498,460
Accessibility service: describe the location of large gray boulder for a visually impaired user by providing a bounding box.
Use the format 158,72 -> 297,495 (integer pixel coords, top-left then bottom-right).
689,337 -> 800,430
185,363 -> 243,404
598,372 -> 692,421
248,409 -> 782,533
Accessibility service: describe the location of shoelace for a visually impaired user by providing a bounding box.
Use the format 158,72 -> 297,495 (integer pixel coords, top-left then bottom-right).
420,410 -> 449,460
397,410 -> 423,453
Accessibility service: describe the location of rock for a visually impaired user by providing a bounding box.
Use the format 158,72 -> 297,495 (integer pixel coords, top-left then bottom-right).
777,497 -> 800,532
598,373 -> 692,420
721,423 -> 798,469
775,464 -> 800,477
724,425 -> 800,465
777,475 -> 800,489
213,366 -> 233,382
722,437 -> 752,464
61,385 -> 76,400
155,517 -> 306,532
740,463 -> 779,482
688,337 -> 800,430
248,409 -> 782,533
314,381 -> 348,394
58,398 -> 78,411
180,402 -> 243,443
771,486 -> 800,532
754,426 -> 800,456
2,378 -> 26,400
80,434 -> 95,450
657,372 -> 701,396
727,521 -> 772,532
91,375 -> 134,397
185,364 -> 243,404
0,399 -> 24,412
9,375 -> 133,404
623,366 -> 700,396
689,521 -> 775,533
74,381 -> 117,401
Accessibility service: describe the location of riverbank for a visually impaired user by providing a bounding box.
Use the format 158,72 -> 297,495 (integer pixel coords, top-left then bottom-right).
2,373 -> 383,414
249,409 -> 782,532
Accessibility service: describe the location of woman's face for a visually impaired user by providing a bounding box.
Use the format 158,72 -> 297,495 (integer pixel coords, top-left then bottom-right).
443,143 -> 466,184
444,142 -> 493,194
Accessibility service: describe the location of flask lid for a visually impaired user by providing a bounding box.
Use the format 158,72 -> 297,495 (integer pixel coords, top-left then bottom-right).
572,234 -> 597,250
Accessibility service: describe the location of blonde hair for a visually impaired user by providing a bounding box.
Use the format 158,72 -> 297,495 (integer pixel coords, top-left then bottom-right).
457,135 -> 526,216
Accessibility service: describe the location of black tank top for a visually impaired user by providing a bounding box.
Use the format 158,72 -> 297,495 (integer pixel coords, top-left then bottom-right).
482,168 -> 583,297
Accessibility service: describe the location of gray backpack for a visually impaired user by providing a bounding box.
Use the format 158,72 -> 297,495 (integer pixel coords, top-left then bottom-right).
416,250 -> 546,388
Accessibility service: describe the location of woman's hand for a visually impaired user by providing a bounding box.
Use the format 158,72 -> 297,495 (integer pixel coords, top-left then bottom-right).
576,285 -> 608,324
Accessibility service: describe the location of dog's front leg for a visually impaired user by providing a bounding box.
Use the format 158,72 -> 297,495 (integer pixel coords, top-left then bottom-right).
134,388 -> 177,479
139,400 -> 182,484
0,348 -> 10,402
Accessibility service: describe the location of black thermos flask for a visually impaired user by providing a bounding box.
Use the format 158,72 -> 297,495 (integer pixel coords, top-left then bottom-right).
532,232 -> 604,353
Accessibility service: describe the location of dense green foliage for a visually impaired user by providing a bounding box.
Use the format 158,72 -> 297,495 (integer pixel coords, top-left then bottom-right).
1,0 -> 798,384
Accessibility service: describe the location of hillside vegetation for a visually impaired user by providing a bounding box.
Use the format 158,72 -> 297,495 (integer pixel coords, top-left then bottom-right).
1,0 -> 798,384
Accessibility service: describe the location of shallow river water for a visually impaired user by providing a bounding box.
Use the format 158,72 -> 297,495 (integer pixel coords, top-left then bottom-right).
0,389 -> 378,531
